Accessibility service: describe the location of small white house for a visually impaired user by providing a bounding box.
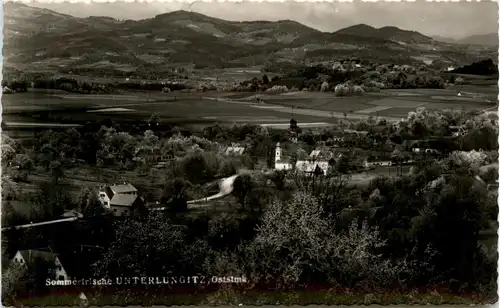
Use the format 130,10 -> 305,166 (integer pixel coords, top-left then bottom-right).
225,143 -> 245,156
413,148 -> 440,154
98,183 -> 142,216
98,183 -> 138,208
296,160 -> 330,176
364,160 -> 392,168
11,250 -> 70,281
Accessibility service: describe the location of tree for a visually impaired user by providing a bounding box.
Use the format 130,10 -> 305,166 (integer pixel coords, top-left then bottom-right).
139,130 -> 159,148
242,192 -> 334,287
2,263 -> 26,304
78,187 -> 107,217
262,75 -> 269,85
231,173 -> 255,210
2,175 -> 19,201
330,219 -> 398,288
161,177 -> 189,213
320,81 -> 329,92
49,160 -> 64,185
148,113 -> 160,127
93,213 -> 207,278
207,213 -> 241,250
1,144 -> 16,168
13,154 -> 34,181
96,127 -> 137,167
1,200 -> 25,227
413,174 -> 491,284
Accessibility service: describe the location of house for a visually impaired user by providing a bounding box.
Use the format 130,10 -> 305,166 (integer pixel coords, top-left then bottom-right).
309,148 -> 335,161
326,131 -> 346,145
10,250 -> 70,281
225,143 -> 245,156
407,140 -> 441,155
449,125 -> 467,137
364,160 -> 392,168
98,183 -> 144,216
274,142 -> 293,171
296,160 -> 330,176
412,148 -> 440,154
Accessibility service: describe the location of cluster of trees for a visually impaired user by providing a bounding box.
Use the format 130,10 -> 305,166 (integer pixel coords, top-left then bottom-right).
241,62 -> 447,94
5,76 -> 190,94
451,59 -> 498,76
2,80 -> 29,94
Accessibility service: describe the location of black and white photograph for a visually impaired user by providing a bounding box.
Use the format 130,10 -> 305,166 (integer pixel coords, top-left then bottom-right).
1,0 -> 499,305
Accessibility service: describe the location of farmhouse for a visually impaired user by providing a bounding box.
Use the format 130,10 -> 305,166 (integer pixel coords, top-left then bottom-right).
296,160 -> 330,176
449,125 -> 467,137
98,183 -> 144,216
364,160 -> 392,168
309,148 -> 336,161
225,143 -> 245,156
10,250 -> 71,281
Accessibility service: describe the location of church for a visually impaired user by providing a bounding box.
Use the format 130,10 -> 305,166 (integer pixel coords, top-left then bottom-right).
274,142 -> 330,176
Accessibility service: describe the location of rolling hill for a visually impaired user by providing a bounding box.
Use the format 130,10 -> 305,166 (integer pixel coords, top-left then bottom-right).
433,33 -> 499,47
334,24 -> 434,45
458,33 -> 498,47
3,2 -> 497,77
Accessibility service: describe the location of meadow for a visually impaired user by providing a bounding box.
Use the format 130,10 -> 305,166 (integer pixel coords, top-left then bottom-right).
2,81 -> 497,137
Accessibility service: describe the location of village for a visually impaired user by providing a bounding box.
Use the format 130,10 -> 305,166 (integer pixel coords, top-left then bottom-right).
3,105 -> 498,294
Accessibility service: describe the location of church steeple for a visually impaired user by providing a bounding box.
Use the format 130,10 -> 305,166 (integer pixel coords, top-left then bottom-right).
275,142 -> 282,162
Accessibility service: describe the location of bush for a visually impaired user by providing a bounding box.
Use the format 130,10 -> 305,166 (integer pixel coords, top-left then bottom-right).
334,84 -> 350,96
455,77 -> 465,85
266,85 -> 289,93
352,85 -> 365,95
320,81 -> 329,92
334,83 -> 364,96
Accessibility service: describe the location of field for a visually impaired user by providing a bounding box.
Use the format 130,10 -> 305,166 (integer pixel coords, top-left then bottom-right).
232,84 -> 498,120
2,81 -> 497,137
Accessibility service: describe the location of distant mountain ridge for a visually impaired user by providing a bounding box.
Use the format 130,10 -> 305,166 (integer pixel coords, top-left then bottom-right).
433,33 -> 498,47
334,24 -> 434,45
458,33 -> 498,47
3,2 -> 497,76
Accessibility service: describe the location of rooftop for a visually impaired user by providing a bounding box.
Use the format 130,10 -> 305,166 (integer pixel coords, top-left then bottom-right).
110,183 -> 138,194
296,160 -> 330,173
110,194 -> 138,207
226,146 -> 245,155
18,250 -> 58,263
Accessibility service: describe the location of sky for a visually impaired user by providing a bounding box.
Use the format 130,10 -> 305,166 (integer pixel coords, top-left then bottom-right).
21,0 -> 499,39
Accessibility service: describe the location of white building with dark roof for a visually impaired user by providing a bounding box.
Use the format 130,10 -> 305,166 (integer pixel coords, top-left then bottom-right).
98,183 -> 143,216
10,250 -> 70,281
296,160 -> 330,176
274,143 -> 331,176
